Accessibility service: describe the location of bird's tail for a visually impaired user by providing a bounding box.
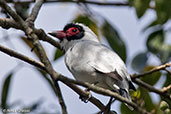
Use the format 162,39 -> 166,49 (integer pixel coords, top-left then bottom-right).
119,88 -> 134,110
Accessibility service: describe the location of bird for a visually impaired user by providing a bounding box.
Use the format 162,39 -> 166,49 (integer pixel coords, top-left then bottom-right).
48,23 -> 136,108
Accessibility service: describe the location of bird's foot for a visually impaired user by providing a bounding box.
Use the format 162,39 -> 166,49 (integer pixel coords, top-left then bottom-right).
79,82 -> 98,103
79,88 -> 92,103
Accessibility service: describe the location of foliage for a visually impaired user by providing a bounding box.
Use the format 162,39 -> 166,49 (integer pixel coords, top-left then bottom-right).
0,0 -> 170,114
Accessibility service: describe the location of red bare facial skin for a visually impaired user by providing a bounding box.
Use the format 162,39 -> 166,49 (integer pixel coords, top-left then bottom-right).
66,27 -> 80,37
48,31 -> 66,39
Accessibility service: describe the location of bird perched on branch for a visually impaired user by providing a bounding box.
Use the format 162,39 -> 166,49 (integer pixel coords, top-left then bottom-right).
49,23 -> 136,108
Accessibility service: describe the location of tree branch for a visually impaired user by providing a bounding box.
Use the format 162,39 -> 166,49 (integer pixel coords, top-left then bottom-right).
34,29 -> 61,49
27,1 -> 67,113
0,0 -> 26,30
60,80 -> 107,112
6,0 -> 155,9
0,43 -> 106,113
0,43 -> 149,114
131,62 -> 171,79
54,81 -> 67,114
0,18 -> 61,50
57,75 -> 149,114
8,0 -> 130,7
0,1 -> 67,114
0,44 -> 45,70
161,85 -> 171,93
133,79 -> 171,99
165,68 -> 171,75
0,18 -> 21,29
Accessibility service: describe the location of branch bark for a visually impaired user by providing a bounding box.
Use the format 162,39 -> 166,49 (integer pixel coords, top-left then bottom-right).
0,44 -> 45,70
35,29 -> 61,49
0,18 -> 21,29
132,79 -> 171,99
7,0 -> 130,7
6,0 -> 155,9
131,62 -> 171,79
26,0 -> 44,24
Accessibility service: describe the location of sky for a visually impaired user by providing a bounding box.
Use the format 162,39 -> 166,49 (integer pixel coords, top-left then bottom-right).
0,2 -> 170,114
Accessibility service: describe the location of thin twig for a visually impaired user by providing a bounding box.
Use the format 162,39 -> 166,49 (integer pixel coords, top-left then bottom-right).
165,68 -> 171,75
131,62 -> 171,79
161,85 -> 171,93
26,0 -> 44,23
133,79 -> 171,99
54,82 -> 67,114
8,0 -> 130,6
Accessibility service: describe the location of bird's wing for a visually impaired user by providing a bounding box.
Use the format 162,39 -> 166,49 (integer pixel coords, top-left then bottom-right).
84,43 -> 136,90
86,43 -> 129,79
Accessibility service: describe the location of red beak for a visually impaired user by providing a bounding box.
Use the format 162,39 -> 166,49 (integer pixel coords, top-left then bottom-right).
48,31 -> 66,40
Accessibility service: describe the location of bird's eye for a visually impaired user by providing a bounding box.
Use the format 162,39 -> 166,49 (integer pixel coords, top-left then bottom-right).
72,29 -> 77,32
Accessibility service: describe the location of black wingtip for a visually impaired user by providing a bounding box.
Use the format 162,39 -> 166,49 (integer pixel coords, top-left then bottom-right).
129,81 -> 136,91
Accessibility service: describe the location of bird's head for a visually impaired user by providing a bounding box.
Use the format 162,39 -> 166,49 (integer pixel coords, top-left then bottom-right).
48,23 -> 98,51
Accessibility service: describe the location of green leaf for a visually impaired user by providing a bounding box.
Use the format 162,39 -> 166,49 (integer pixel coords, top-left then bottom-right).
143,19 -> 159,31
141,66 -> 161,85
121,87 -> 158,113
147,29 -> 164,53
160,101 -> 169,111
155,0 -> 171,24
131,52 -> 148,72
101,20 -> 127,62
134,0 -> 150,18
128,0 -> 134,6
120,103 -> 137,114
163,73 -> 171,88
130,89 -> 141,100
72,14 -> 99,39
146,29 -> 171,63
139,87 -> 155,111
14,2 -> 30,20
37,69 -> 47,77
53,49 -> 63,61
1,72 -> 13,109
162,73 -> 171,106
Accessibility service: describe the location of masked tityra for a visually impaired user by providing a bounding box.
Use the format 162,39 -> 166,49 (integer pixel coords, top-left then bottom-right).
49,23 -> 136,102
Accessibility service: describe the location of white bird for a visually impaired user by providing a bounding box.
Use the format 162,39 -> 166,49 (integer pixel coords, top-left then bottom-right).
49,23 -> 135,106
